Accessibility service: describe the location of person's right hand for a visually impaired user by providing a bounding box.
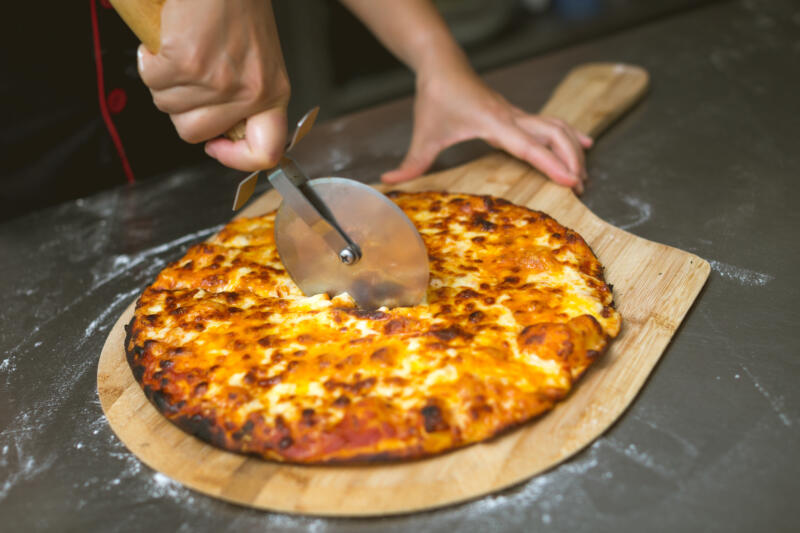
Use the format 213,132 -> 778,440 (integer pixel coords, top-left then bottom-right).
137,0 -> 290,171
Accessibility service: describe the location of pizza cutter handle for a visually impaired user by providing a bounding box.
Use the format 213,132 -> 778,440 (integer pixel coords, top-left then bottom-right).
108,0 -> 247,141
232,106 -> 321,210
268,157 -> 362,265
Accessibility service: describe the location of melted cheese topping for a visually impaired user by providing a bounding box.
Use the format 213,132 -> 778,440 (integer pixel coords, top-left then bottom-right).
127,192 -> 621,463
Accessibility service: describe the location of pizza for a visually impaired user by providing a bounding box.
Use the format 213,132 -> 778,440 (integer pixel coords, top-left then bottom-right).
125,191 -> 621,463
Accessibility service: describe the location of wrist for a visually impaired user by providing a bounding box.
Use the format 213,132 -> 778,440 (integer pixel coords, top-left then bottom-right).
415,33 -> 470,72
415,50 -> 479,103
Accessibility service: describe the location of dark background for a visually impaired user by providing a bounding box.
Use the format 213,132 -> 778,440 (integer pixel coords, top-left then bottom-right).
1,0 -> 719,222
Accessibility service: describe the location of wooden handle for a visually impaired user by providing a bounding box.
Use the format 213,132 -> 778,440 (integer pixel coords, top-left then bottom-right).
108,0 -> 164,53
539,63 -> 649,138
108,0 -> 247,141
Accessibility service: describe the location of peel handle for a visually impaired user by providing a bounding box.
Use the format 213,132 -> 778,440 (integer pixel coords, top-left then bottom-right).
108,0 -> 247,141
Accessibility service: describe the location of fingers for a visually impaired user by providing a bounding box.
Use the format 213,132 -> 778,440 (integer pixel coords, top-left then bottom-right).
381,138 -> 440,184
204,107 -> 288,171
382,113 -> 591,192
169,102 -> 247,143
577,130 -> 594,148
139,44 -> 236,117
149,85 -> 228,115
541,116 -> 594,149
515,115 -> 586,180
493,122 -> 582,190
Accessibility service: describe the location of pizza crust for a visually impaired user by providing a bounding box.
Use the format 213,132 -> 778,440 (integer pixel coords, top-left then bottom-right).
125,192 -> 621,463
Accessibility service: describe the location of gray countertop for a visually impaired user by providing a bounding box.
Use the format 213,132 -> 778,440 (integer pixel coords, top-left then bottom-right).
1,0 -> 798,531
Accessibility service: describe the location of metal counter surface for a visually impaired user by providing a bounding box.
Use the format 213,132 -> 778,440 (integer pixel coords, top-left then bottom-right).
1,0 -> 797,531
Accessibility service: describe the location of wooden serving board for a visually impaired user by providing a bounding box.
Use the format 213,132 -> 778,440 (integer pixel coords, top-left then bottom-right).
97,63 -> 710,516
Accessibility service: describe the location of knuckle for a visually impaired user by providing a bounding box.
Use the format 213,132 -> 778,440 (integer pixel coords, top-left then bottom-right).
521,145 -> 545,165
209,62 -> 238,98
179,49 -> 205,80
553,128 -> 573,146
234,72 -> 263,108
275,72 -> 292,102
248,71 -> 292,110
541,120 -> 562,137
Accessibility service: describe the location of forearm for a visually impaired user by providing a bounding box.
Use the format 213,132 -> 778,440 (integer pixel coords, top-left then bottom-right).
339,0 -> 471,77
344,0 -> 591,191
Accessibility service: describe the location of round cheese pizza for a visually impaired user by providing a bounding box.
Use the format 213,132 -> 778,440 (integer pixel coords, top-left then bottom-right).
125,191 -> 621,463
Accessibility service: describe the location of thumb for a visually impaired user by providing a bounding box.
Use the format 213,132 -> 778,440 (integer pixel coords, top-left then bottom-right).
381,143 -> 438,184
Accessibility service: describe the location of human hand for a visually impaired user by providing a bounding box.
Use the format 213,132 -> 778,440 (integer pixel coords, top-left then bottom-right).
137,0 -> 290,171
382,64 -> 592,193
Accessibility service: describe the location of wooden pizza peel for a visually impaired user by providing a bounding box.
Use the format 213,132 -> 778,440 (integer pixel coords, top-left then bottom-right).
97,62 -> 710,516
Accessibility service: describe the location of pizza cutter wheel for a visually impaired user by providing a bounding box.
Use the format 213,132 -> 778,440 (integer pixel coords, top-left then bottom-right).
274,176 -> 429,310
238,108 -> 429,310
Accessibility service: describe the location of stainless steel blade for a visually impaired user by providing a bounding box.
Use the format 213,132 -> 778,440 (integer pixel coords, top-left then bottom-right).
268,157 -> 360,264
275,178 -> 429,309
285,107 -> 319,152
232,171 -> 259,211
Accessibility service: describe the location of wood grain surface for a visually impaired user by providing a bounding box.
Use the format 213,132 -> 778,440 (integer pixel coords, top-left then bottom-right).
97,64 -> 709,516
108,0 -> 165,53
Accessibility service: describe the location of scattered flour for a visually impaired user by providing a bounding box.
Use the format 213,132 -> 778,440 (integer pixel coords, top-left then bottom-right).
741,365 -> 793,427
709,259 -> 774,287
326,147 -> 353,173
1,223 -> 223,389
0,419 -> 59,502
442,445 -> 602,531
613,441 -> 672,478
75,436 -> 608,531
635,415 -> 699,459
618,195 -> 652,230
82,287 -> 142,342
90,224 -> 223,288
151,473 -> 195,503
1,224 -> 224,505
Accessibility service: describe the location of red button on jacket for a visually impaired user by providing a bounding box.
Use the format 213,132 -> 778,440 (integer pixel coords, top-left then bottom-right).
107,88 -> 127,114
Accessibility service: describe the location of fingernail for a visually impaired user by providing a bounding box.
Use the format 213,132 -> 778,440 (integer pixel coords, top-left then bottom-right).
137,46 -> 144,73
204,144 -> 216,158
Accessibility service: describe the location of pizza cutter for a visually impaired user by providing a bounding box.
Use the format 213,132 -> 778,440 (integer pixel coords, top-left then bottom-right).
107,1 -> 428,308
235,108 -> 429,310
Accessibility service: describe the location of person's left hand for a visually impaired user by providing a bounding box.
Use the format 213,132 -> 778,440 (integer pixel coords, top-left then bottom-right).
382,64 -> 593,194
